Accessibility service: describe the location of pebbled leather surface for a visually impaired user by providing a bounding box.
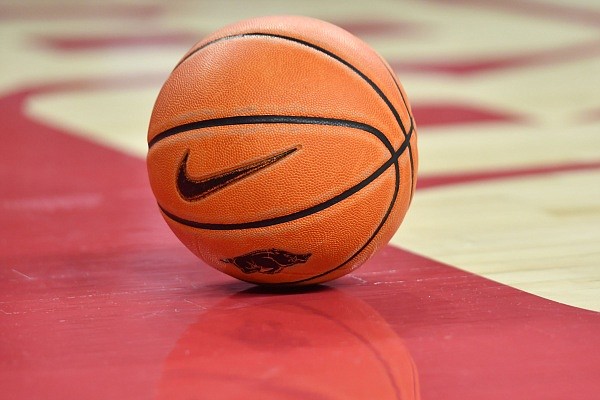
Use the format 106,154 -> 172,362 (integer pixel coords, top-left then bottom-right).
147,15 -> 418,284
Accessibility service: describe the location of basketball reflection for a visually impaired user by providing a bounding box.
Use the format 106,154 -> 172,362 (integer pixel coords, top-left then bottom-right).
158,286 -> 420,399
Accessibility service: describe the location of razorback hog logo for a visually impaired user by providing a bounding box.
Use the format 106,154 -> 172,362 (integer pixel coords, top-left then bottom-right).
221,249 -> 311,274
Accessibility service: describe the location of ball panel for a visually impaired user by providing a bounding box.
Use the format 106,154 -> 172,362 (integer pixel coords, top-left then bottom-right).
148,35 -> 402,149
176,15 -> 412,136
148,123 -> 391,225
162,167 -> 399,285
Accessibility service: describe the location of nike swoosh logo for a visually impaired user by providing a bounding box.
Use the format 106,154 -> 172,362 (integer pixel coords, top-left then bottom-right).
177,145 -> 299,201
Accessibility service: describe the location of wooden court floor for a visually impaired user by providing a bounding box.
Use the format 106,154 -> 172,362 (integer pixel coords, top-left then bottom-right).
1,0 -> 599,399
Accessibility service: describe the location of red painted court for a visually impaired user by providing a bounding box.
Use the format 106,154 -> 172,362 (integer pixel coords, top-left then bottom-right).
1,1 -> 599,399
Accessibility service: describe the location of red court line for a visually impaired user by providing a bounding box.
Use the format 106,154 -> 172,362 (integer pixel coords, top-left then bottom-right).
36,32 -> 201,51
412,103 -> 520,126
418,161 -> 600,190
391,39 -> 600,76
431,0 -> 600,28
336,20 -> 418,37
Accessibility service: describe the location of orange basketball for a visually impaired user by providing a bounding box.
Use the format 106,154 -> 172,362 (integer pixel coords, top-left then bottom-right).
147,15 -> 418,285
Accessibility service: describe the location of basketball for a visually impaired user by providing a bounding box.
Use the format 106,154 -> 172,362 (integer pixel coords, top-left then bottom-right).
146,15 -> 418,285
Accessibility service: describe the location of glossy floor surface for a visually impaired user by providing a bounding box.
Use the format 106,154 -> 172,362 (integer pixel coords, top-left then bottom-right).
1,0 -> 599,399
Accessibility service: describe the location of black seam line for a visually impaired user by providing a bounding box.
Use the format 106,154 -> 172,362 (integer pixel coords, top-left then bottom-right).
173,35 -> 233,70
168,32 -> 408,137
380,59 -> 417,201
148,115 -> 394,153
158,129 -> 411,231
